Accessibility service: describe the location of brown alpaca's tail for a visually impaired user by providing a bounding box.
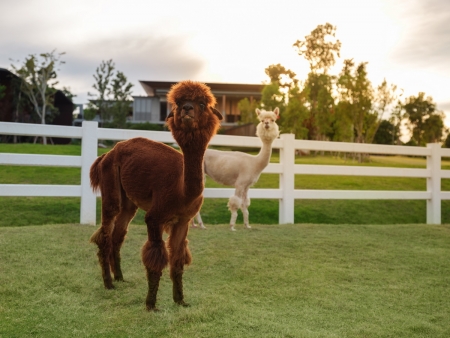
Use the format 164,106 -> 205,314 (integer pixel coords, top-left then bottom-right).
90,154 -> 105,193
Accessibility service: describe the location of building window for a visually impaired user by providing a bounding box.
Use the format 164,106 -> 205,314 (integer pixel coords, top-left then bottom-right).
160,102 -> 167,121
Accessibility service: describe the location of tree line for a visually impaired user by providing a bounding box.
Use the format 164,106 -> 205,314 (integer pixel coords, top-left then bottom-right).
239,23 -> 449,148
7,51 -> 134,143
5,28 -> 449,147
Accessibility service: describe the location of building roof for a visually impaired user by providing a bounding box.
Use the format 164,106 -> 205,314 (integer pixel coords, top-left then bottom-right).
139,80 -> 264,98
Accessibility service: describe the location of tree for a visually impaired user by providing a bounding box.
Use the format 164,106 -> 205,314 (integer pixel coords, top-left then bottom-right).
265,63 -> 298,90
262,64 -> 311,137
61,86 -> 76,102
10,50 -> 65,144
443,133 -> 450,148
302,72 -> 335,140
282,85 -> 310,139
88,60 -> 134,127
337,59 -> 373,143
237,97 -> 259,125
422,111 -> 446,144
388,101 -> 404,145
373,119 -> 397,145
293,22 -> 341,74
332,101 -> 353,142
88,59 -> 115,120
366,79 -> 402,144
293,23 -> 341,141
110,71 -> 134,128
402,92 -> 444,146
260,82 -> 285,112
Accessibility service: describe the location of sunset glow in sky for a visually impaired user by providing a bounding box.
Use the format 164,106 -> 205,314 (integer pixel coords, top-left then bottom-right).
1,0 -> 449,126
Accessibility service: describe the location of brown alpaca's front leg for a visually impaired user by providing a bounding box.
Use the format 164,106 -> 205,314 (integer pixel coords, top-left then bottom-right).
142,239 -> 168,311
145,268 -> 162,311
142,215 -> 169,311
168,226 -> 192,306
171,267 -> 188,306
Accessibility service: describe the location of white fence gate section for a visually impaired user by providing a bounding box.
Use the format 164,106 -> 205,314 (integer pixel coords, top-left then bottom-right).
1,121 -> 450,225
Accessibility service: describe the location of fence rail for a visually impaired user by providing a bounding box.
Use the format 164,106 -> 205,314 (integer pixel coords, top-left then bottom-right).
1,121 -> 449,225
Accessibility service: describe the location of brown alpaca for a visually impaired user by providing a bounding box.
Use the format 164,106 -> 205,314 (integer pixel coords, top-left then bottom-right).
89,81 -> 222,311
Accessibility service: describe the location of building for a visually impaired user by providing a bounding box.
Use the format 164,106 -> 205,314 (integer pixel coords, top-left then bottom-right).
133,81 -> 264,125
0,67 -> 74,144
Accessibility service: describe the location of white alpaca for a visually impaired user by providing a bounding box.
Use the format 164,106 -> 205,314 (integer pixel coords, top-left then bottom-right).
191,107 -> 280,231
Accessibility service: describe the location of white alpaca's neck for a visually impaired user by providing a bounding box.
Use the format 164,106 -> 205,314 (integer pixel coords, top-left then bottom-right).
254,134 -> 276,171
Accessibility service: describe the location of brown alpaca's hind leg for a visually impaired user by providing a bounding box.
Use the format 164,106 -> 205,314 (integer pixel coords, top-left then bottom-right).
168,223 -> 192,306
110,195 -> 138,282
90,180 -> 121,289
90,210 -> 117,289
142,213 -> 169,311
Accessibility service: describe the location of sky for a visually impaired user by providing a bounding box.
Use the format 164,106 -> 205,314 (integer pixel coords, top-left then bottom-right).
1,0 -> 449,127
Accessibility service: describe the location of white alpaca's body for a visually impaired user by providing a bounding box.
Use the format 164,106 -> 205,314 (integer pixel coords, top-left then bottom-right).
192,108 -> 280,231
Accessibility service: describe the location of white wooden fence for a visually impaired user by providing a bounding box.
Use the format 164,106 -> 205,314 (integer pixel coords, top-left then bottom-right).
1,121 -> 450,225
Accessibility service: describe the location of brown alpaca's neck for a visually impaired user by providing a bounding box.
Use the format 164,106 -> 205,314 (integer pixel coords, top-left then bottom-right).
180,146 -> 206,200
170,121 -> 218,200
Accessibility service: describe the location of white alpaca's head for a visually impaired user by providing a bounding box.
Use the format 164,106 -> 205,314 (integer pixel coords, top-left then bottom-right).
255,107 -> 280,142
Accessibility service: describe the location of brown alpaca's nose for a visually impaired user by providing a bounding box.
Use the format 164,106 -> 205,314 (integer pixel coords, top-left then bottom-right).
182,103 -> 194,112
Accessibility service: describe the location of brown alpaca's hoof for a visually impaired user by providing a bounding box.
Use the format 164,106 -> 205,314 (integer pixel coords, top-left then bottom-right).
103,278 -> 115,289
114,276 -> 124,282
146,305 -> 160,312
176,300 -> 190,307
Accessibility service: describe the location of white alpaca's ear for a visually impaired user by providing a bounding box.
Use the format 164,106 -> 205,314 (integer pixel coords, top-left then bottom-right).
255,108 -> 261,117
274,107 -> 280,117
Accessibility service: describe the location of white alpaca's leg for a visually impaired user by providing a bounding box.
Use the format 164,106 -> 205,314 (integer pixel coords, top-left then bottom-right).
196,213 -> 206,229
242,196 -> 251,229
190,212 -> 205,228
227,195 -> 241,231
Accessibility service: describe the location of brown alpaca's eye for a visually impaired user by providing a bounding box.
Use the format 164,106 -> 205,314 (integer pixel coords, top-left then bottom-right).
199,103 -> 205,110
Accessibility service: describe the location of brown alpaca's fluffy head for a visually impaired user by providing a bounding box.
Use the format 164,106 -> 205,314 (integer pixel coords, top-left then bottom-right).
167,80 -> 217,108
166,81 -> 222,145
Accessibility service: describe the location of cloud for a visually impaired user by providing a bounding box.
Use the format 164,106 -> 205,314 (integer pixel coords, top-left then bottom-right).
437,101 -> 450,112
391,0 -> 450,70
67,34 -> 205,102
2,32 -> 206,104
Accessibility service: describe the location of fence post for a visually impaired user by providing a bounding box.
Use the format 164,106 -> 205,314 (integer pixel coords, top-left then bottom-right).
279,133 -> 295,224
426,143 -> 441,224
80,121 -> 99,225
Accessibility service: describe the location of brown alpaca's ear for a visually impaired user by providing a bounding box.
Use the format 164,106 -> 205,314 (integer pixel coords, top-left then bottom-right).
212,108 -> 223,120
166,110 -> 175,121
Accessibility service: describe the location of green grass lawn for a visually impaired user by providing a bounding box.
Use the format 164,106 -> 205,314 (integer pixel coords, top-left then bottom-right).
2,143 -> 450,337
1,222 -> 449,337
1,143 -> 450,227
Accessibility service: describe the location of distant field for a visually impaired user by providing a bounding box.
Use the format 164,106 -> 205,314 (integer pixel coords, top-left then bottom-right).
1,143 -> 449,227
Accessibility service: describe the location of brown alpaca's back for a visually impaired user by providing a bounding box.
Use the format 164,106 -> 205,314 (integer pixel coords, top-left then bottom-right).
90,138 -> 190,215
